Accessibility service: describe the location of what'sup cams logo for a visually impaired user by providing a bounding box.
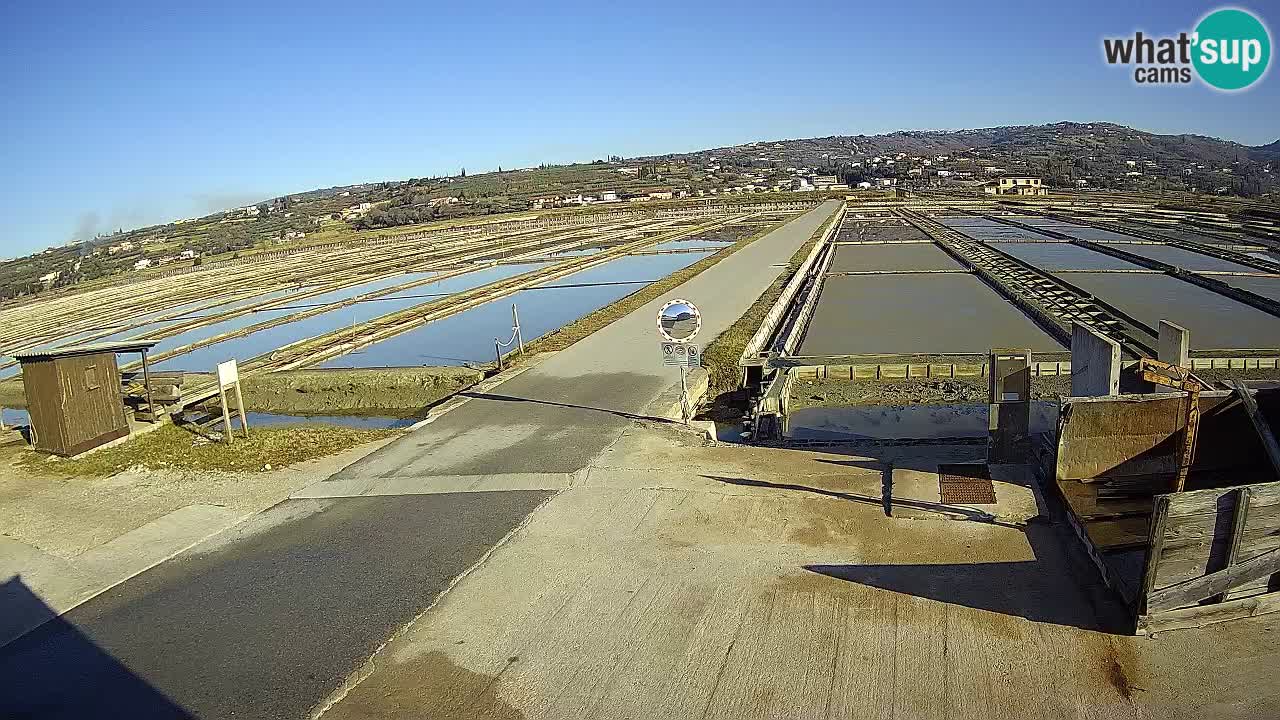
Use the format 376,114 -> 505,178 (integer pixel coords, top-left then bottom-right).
1103,7 -> 1271,90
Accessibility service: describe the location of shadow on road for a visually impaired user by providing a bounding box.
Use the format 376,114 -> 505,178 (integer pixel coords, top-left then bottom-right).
0,575 -> 193,719
704,474 -> 1024,528
703,475 -> 1131,634
460,390 -> 680,425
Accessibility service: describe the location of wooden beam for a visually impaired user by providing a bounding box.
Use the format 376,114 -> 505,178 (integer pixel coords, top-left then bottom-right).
1212,486 -> 1252,604
1138,590 -> 1280,635
1147,545 -> 1280,613
1227,380 -> 1280,480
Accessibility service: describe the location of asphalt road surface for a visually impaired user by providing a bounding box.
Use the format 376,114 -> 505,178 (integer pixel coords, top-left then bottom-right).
0,200 -> 840,719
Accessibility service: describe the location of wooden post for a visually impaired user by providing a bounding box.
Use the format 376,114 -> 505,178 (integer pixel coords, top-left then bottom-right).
234,380 -> 249,439
218,385 -> 233,445
1228,380 -> 1280,479
1138,495 -> 1171,616
141,349 -> 156,423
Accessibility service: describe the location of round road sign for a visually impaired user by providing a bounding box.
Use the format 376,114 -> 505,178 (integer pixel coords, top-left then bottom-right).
658,298 -> 701,343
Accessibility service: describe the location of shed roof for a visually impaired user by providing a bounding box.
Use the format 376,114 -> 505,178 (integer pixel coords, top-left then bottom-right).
13,340 -> 160,362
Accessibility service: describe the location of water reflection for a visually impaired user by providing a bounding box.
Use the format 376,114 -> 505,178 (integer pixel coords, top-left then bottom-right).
319,251 -> 712,368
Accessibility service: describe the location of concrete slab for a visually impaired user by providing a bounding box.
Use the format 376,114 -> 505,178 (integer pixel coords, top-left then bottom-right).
314,423 -> 1280,720
1066,272 -> 1280,350
797,274 -> 1064,356
785,402 -> 1059,441
828,242 -> 961,272
1071,323 -> 1121,396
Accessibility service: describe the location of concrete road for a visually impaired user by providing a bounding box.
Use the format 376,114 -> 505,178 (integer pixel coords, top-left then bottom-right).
319,425 -> 1280,720
323,199 -> 841,483
0,200 -> 840,719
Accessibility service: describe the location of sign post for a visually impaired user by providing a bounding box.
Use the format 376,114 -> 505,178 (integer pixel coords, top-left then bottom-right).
657,299 -> 702,424
216,359 -> 249,444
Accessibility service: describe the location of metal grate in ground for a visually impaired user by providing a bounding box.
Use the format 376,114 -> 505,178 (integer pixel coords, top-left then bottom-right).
938,463 -> 998,505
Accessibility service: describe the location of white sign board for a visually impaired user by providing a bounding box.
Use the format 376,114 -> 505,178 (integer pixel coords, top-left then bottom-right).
661,341 -> 701,368
216,359 -> 239,389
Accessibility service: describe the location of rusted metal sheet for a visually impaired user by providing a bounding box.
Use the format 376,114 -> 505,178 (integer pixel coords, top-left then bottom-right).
938,463 -> 997,504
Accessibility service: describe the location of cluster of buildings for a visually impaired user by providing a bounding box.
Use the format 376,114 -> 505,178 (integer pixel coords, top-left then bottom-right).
341,202 -> 374,220
132,249 -> 197,270
531,189 -> 677,209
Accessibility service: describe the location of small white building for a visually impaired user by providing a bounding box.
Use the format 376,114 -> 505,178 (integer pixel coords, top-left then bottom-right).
133,258 -> 153,270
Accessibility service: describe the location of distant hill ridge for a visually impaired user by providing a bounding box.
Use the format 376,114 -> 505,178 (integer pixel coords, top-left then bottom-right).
645,121 -> 1280,165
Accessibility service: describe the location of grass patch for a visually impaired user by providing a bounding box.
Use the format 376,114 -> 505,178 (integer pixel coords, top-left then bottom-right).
697,207 -> 841,415
515,221 -> 787,357
18,423 -> 398,477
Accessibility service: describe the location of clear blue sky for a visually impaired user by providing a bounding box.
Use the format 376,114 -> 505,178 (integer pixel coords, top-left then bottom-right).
2,0 -> 1277,257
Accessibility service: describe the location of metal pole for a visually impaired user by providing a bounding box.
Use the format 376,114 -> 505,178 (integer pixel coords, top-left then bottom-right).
495,339 -> 503,371
512,303 -> 524,355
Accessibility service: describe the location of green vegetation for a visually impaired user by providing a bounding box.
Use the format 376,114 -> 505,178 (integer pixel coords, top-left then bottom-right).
17,423 -> 398,476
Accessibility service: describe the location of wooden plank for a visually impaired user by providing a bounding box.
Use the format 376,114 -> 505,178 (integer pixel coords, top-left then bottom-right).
1165,481 -> 1280,518
1147,545 -> 1280,612
1085,516 -> 1151,551
1153,516 -> 1280,589
1213,487 -> 1253,603
1056,480 -> 1153,521
1228,380 -> 1280,479
1138,590 -> 1280,634
1139,495 -> 1170,615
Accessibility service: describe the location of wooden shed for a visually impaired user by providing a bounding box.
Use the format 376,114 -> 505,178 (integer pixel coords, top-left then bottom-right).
14,341 -> 158,457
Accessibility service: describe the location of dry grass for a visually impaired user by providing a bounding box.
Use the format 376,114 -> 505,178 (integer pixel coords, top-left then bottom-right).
17,423 -> 398,477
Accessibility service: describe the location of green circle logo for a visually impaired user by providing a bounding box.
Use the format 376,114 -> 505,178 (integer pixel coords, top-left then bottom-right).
1193,8 -> 1271,90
